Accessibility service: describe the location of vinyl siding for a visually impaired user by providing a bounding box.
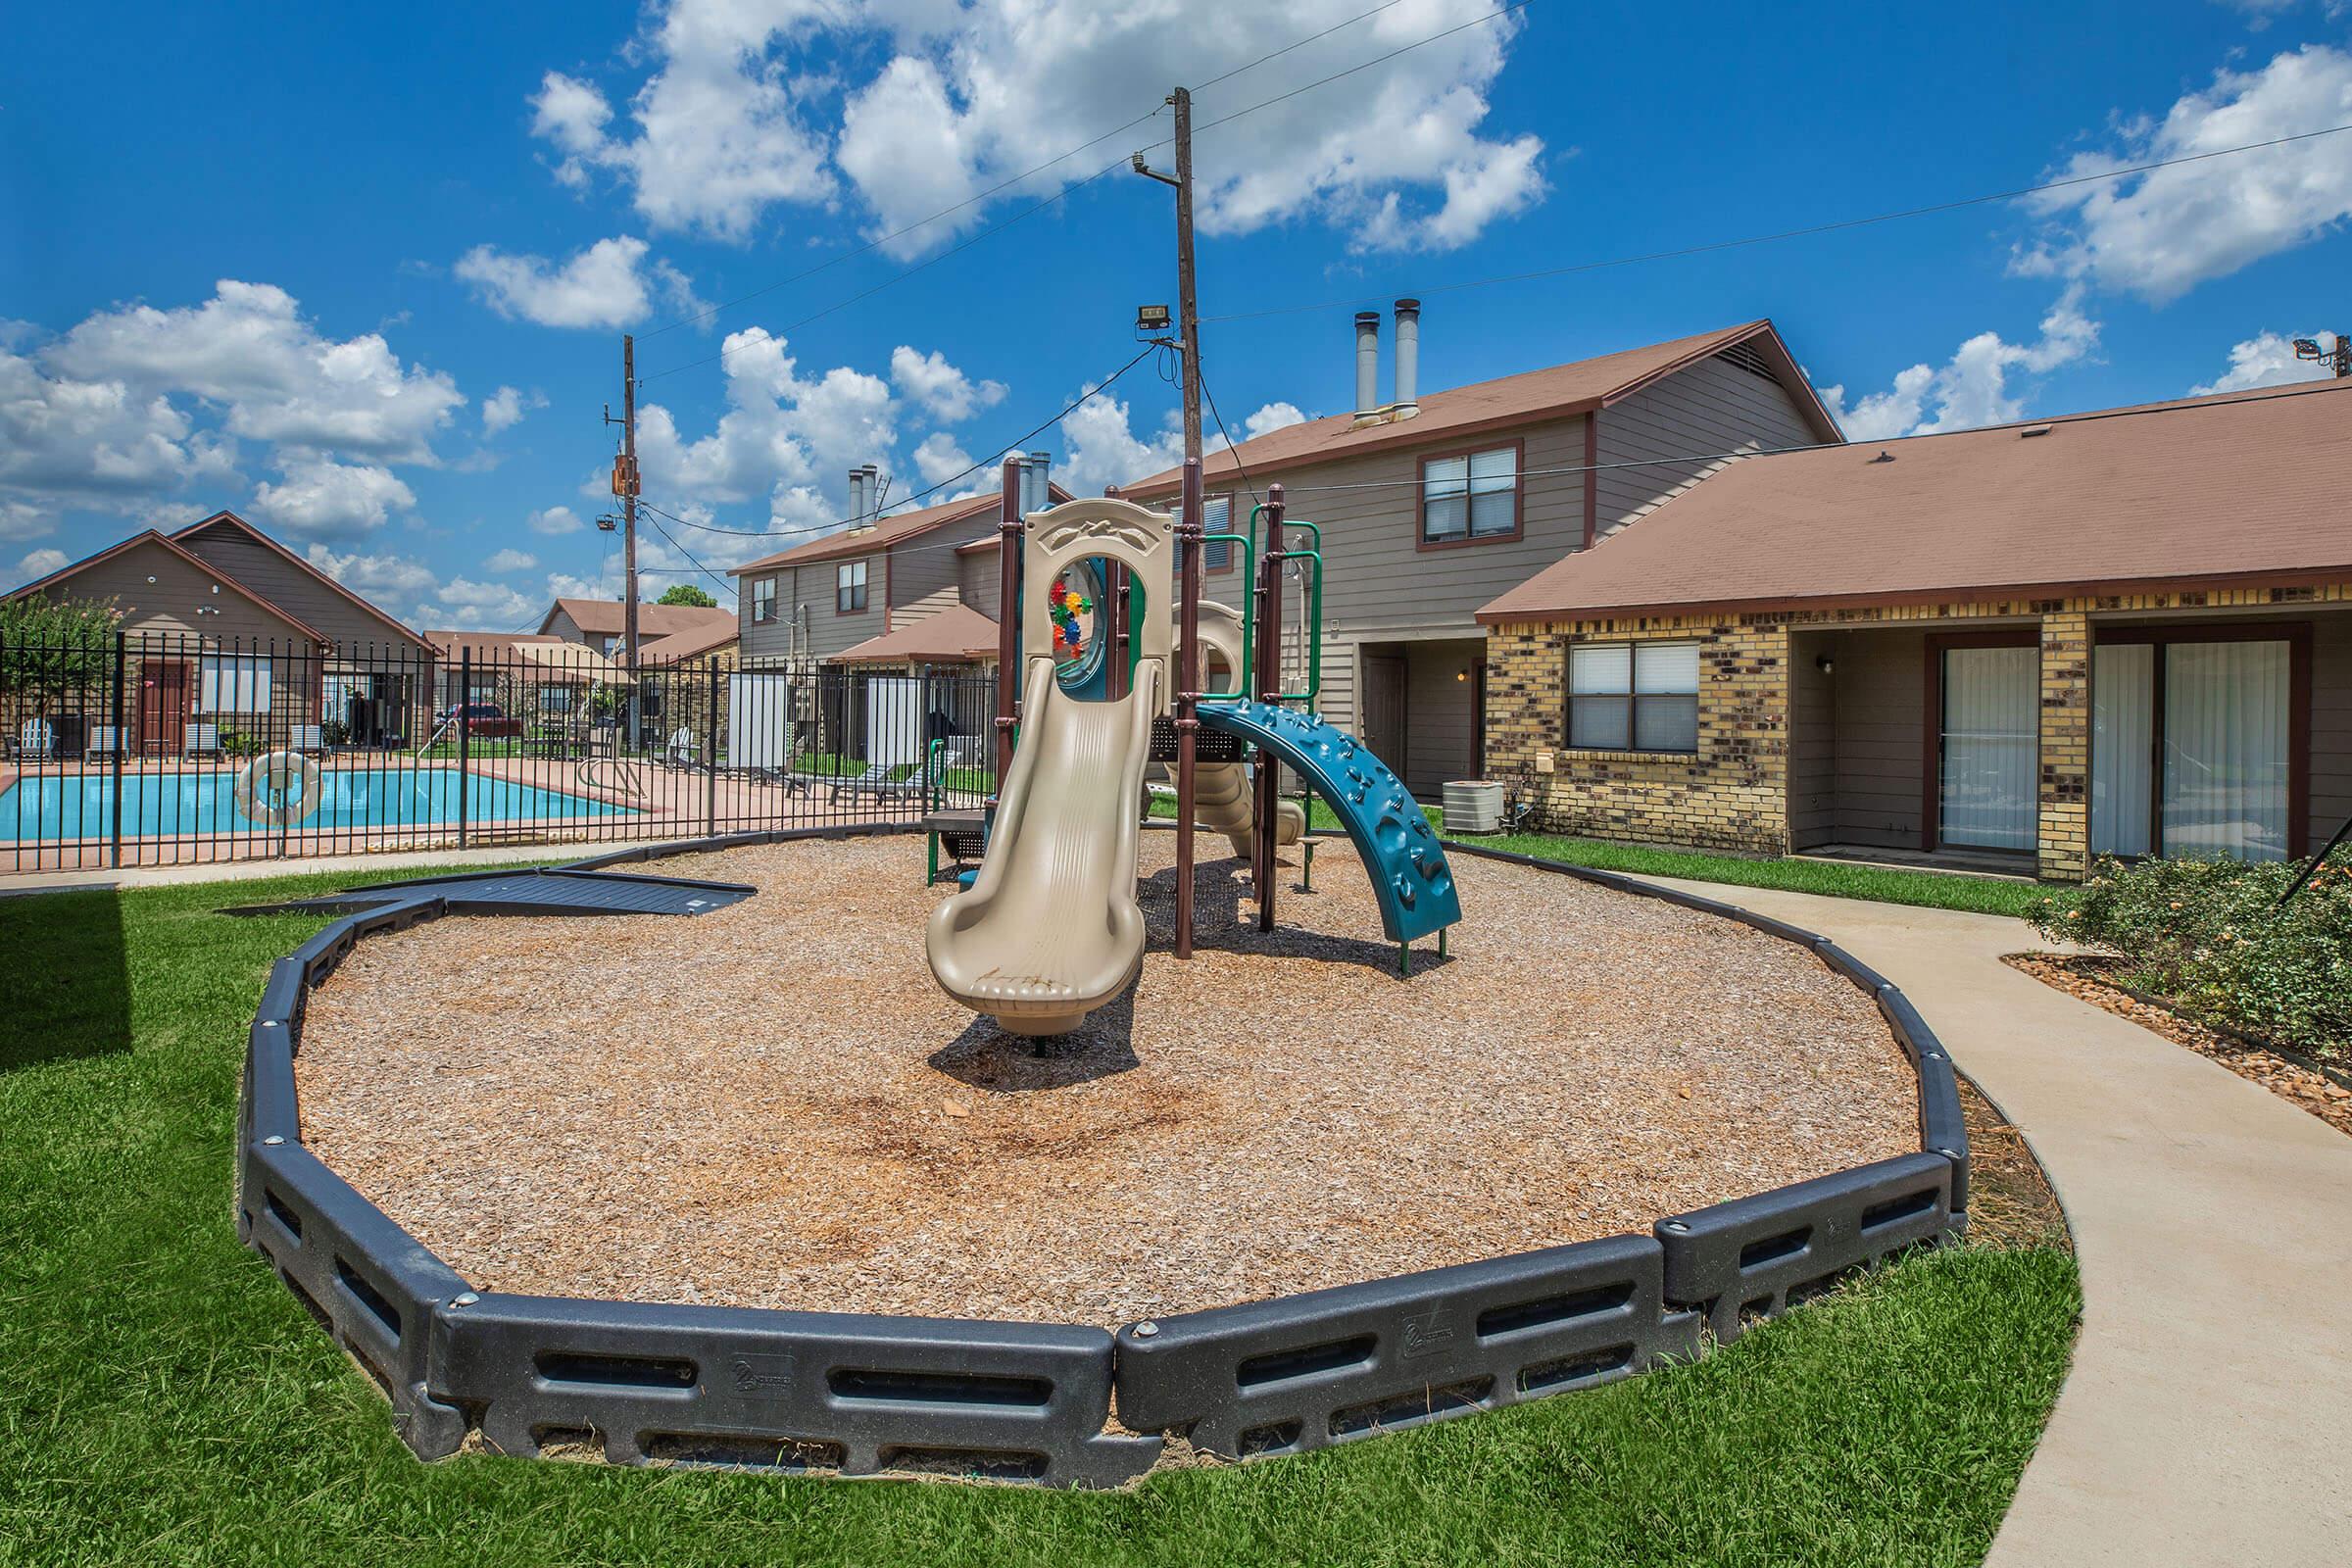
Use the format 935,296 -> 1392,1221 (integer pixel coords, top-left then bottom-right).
738,554 -> 885,662
958,551 -> 1001,618
1788,636 -> 1838,848
1828,628 -> 1929,850
42,538 -> 315,647
887,511 -> 1001,623
1593,353 -> 1827,539
173,521 -> 418,653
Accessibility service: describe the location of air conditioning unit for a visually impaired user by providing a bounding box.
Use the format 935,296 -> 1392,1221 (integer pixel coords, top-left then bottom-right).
1443,779 -> 1504,834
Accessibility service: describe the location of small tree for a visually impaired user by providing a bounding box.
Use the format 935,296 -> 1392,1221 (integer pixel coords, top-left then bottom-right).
657,583 -> 717,609
1,594 -> 122,718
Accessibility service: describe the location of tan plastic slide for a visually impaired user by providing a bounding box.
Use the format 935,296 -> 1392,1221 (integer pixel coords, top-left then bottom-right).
924,655 -> 1162,1035
1182,603 -> 1306,858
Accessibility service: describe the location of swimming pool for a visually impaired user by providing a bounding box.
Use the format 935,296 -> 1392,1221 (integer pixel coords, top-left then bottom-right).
0,766 -> 636,841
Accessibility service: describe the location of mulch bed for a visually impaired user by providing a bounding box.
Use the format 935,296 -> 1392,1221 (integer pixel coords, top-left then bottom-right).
1954,1077 -> 2070,1252
293,835 -> 1920,1327
2005,954 -> 2352,1140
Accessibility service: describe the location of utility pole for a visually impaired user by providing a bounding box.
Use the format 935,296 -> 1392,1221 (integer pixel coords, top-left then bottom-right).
605,334 -> 642,743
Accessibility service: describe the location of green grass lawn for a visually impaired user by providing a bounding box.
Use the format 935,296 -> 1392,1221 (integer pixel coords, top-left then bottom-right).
1148,793 -> 2046,919
0,868 -> 2078,1567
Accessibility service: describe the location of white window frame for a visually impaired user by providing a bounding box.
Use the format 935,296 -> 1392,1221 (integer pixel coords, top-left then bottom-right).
1420,445 -> 1520,546
1567,640 -> 1700,754
197,655 -> 273,714
836,560 -> 869,613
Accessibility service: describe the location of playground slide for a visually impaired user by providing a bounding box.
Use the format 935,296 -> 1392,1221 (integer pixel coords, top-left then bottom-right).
925,656 -> 1162,1035
1181,602 -> 1304,857
1197,699 -> 1461,945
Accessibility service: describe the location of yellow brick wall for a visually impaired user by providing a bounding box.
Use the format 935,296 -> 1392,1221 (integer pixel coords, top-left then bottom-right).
1488,580 -> 2351,881
1486,614 -> 1791,856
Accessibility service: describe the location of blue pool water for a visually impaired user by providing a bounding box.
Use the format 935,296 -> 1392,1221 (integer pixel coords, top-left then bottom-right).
0,767 -> 636,841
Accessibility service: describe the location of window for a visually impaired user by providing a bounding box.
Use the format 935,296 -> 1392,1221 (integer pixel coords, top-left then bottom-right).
539,684 -> 575,715
1166,493 -> 1242,573
836,560 -> 868,613
1421,445 -> 1519,545
197,655 -> 272,714
752,577 -> 777,623
1568,641 -> 1698,752
601,635 -> 618,656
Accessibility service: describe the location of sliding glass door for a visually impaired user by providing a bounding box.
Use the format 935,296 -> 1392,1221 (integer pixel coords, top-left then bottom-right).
2090,632 -> 2295,861
1938,645 -> 2037,852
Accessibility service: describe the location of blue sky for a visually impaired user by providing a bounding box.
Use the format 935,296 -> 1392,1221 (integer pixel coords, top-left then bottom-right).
7,0 -> 2351,630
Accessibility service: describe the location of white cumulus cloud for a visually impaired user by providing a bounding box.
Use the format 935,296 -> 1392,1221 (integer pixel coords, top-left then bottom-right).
456,235 -> 702,329
890,346 -> 1006,423
909,430 -> 974,486
2190,328 -> 2341,394
1819,289 -> 2101,440
484,547 -> 539,572
528,505 -> 587,535
482,385 -> 548,436
1244,401 -> 1310,440
250,459 -> 416,536
534,1 -> 1545,256
2018,45 -> 2352,302
18,547 -> 71,579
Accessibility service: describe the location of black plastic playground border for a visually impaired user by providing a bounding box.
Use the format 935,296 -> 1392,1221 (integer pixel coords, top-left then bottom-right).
236,824 -> 1970,1488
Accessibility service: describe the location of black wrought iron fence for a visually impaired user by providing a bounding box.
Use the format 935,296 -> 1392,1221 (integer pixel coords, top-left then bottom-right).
0,630 -> 998,872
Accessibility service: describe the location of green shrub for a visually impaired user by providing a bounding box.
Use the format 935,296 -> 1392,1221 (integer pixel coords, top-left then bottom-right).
2030,853 -> 2352,1058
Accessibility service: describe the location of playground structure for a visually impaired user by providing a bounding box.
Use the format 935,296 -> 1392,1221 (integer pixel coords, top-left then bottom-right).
229,457 -> 1966,1492
925,458 -> 1459,1034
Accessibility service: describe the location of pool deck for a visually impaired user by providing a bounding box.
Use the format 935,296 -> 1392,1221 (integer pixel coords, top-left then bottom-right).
0,754 -> 959,877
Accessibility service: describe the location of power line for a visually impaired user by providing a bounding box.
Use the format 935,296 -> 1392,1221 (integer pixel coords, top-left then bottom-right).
636,509 -> 737,593
640,3 -> 1535,384
1198,368 -> 1259,502
635,343 -> 1157,547
1203,120 -> 2352,323
637,2 -> 1444,365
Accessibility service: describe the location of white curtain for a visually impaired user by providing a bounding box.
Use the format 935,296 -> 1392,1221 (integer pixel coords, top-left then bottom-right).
1941,646 -> 2037,850
2163,640 -> 2289,860
2091,644 -> 2154,857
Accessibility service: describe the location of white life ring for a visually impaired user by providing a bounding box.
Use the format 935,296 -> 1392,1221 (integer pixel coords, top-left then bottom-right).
234,750 -> 323,826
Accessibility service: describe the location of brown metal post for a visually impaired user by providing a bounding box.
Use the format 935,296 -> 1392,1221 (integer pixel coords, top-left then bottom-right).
1175,458 -> 1203,959
108,629 -> 126,870
1254,483 -> 1286,931
991,457 -> 1024,802
1103,484 -> 1128,702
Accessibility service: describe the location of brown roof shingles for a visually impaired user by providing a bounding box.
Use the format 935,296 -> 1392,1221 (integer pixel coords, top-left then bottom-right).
1123,320 -> 1840,499
1478,381 -> 2352,624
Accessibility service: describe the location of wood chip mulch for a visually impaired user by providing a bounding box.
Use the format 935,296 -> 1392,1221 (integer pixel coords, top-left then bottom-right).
2005,953 -> 2352,1140
1954,1077 -> 2070,1252
292,836 -> 1919,1327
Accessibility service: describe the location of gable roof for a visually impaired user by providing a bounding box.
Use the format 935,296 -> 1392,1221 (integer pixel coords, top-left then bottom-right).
729,481 -> 1076,575
171,511 -> 431,650
830,602 -> 1001,664
541,598 -> 739,638
421,630 -> 569,662
6,527 -> 330,643
636,617 -> 741,665
1123,320 -> 1841,500
1478,380 -> 2352,625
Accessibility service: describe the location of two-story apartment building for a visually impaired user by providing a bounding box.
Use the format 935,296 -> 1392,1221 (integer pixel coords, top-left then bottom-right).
538,597 -> 738,662
727,464 -> 1071,667
1118,307 -> 1842,799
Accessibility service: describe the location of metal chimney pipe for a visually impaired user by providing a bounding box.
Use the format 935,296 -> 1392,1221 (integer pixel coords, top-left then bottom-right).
860,463 -> 881,522
1353,312 -> 1381,416
1027,450 -> 1053,514
846,467 -> 864,527
1393,298 -> 1421,416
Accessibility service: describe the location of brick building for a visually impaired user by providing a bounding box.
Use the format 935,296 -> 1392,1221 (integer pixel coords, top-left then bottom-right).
1478,383 -> 2352,881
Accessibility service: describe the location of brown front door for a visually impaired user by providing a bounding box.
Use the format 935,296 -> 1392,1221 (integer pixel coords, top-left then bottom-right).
1360,652 -> 1407,778
139,660 -> 189,756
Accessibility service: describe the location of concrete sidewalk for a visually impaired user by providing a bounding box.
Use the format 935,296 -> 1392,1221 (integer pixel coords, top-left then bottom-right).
1640,877 -> 2352,1567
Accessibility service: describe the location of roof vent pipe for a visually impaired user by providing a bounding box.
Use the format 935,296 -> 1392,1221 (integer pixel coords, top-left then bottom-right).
1393,298 -> 1420,416
1354,311 -> 1381,416
859,463 -> 881,528
846,467 -> 865,528
1025,450 -> 1052,514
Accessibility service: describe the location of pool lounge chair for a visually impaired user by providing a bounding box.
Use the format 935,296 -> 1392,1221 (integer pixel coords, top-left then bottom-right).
14,717 -> 54,762
827,751 -> 950,808
184,722 -> 221,758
